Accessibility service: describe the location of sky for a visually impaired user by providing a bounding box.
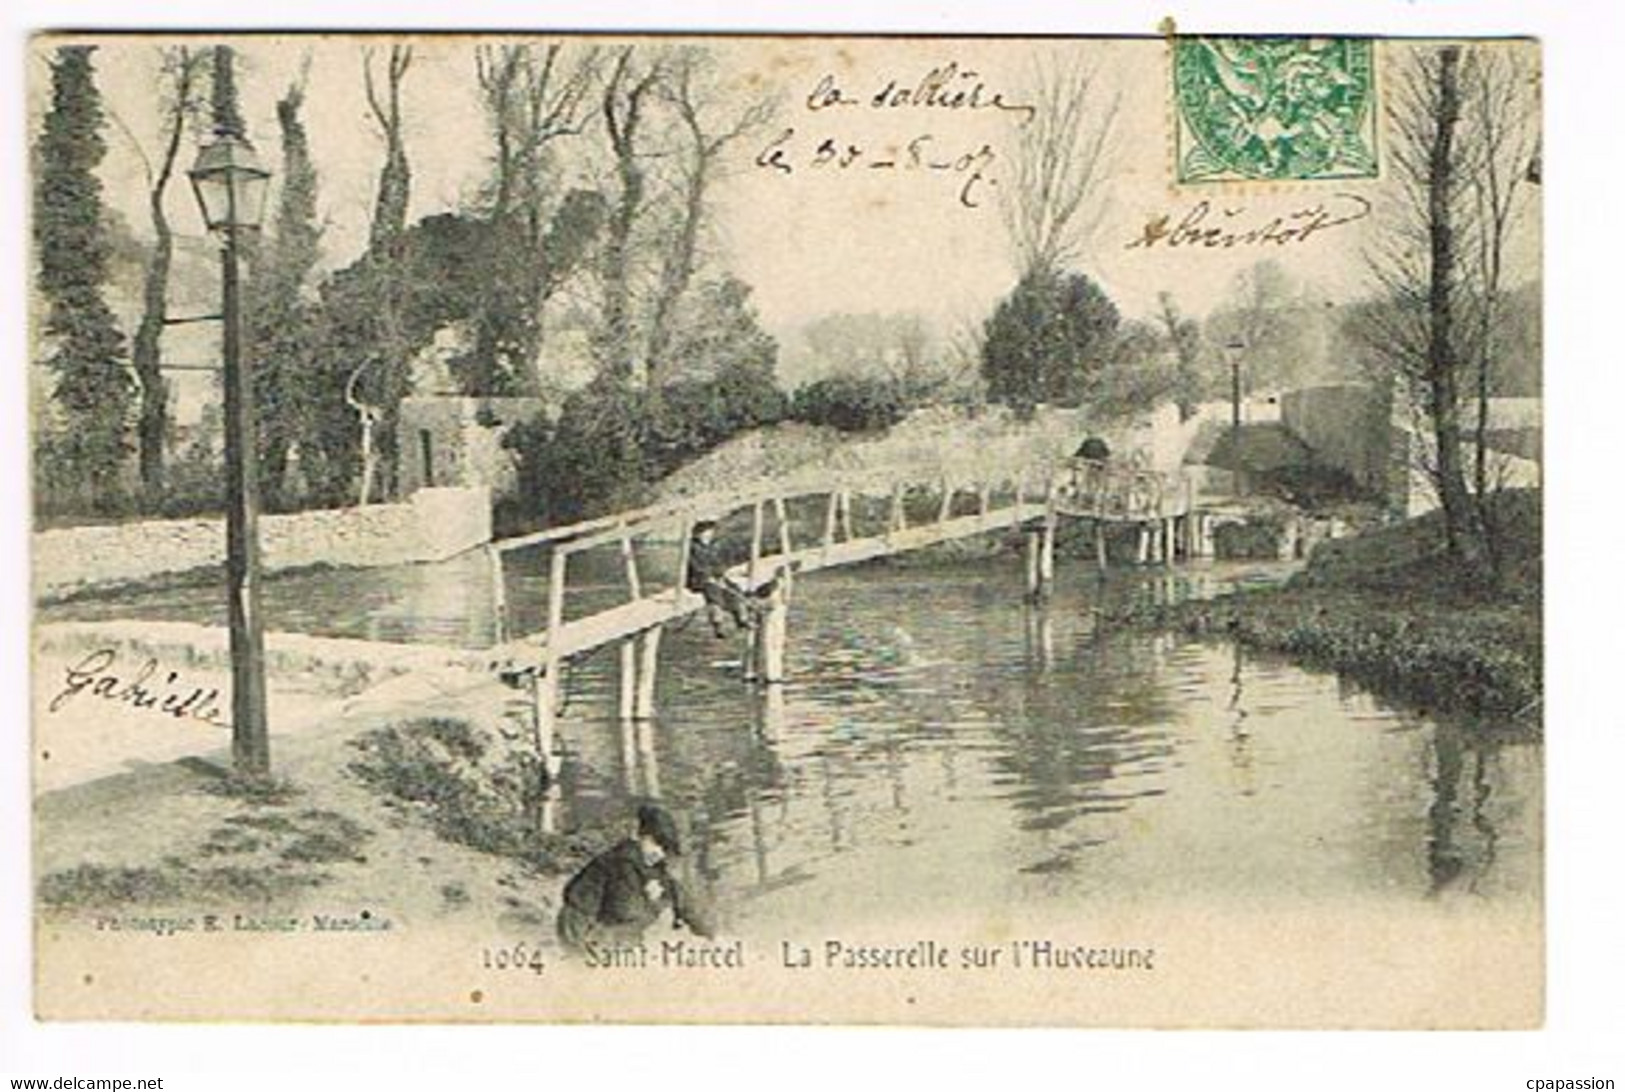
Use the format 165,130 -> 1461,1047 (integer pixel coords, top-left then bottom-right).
28,33 -> 1539,356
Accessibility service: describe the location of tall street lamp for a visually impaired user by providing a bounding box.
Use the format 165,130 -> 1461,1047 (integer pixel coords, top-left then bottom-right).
189,120 -> 272,776
1224,336 -> 1247,497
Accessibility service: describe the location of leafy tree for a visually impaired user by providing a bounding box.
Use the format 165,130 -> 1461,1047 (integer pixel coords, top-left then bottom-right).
645,280 -> 784,469
505,274 -> 785,524
34,45 -> 133,516
526,379 -> 652,523
596,46 -> 668,382
644,47 -> 777,388
790,376 -> 905,433
447,188 -> 606,396
980,269 -> 1120,412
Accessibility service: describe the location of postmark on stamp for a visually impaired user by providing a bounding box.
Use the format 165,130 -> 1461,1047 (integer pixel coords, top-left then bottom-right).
1173,36 -> 1378,184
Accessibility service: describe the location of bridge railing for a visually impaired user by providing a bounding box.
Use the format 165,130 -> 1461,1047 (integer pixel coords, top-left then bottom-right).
485,457 -> 1193,656
484,464 -> 1072,651
1057,459 -> 1191,521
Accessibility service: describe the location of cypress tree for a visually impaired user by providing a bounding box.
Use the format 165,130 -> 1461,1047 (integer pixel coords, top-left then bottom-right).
34,45 -> 134,514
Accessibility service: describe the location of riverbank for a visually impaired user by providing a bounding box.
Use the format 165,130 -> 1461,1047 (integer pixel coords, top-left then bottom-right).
33,672 -> 611,930
1110,492 -> 1542,727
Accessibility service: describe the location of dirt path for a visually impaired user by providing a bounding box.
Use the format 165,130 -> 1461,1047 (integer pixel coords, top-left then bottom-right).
34,672 -> 587,941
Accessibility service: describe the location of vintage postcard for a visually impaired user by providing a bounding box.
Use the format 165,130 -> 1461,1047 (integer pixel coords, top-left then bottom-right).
27,31 -> 1542,1026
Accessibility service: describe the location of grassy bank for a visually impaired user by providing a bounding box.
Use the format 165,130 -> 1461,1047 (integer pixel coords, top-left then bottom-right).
1114,491 -> 1542,727
33,677 -> 609,928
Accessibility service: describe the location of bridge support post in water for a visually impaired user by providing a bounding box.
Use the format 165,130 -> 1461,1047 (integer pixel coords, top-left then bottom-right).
534,664 -> 562,779
1164,517 -> 1179,565
1094,520 -> 1108,571
1025,530 -> 1042,601
618,638 -> 637,721
1195,513 -> 1216,559
1039,495 -> 1057,594
755,571 -> 791,684
537,544 -> 567,777
634,625 -> 662,719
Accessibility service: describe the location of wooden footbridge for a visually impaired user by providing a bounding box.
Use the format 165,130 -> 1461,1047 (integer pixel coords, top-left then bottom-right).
486,458 -> 1215,773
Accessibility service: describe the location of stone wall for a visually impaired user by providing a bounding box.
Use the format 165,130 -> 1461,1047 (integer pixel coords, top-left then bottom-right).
35,487 -> 491,601
1280,384 -> 1391,492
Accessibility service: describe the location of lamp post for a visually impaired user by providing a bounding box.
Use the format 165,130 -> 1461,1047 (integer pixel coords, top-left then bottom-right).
189,111 -> 272,776
1224,337 -> 1246,497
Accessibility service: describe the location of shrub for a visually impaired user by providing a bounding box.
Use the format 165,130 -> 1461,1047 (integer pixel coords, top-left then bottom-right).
789,375 -> 905,433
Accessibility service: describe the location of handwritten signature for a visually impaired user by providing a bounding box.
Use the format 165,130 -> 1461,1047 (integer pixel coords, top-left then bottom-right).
1125,194 -> 1373,251
48,648 -> 231,730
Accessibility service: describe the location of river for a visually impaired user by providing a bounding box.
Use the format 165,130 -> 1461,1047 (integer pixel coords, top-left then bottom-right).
527,560 -> 1541,937
41,553 -> 1542,935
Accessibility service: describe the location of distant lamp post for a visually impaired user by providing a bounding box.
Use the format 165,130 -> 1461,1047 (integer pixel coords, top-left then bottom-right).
189,122 -> 272,777
1224,337 -> 1247,496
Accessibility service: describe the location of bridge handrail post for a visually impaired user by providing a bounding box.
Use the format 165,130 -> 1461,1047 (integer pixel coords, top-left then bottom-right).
773,494 -> 794,593
749,501 -> 765,588
674,517 -> 694,605
546,545 -> 568,648
619,527 -> 642,600
487,543 -> 508,646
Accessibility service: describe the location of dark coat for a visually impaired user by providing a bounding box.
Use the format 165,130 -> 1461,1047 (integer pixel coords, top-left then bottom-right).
685,537 -> 727,592
556,840 -> 703,951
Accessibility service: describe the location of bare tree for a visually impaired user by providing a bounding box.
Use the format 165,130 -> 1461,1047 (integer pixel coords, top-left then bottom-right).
1157,291 -> 1204,421
943,318 -> 989,408
1204,260 -> 1317,394
115,46 -> 208,501
1462,45 -> 1539,503
475,43 -> 597,230
598,45 -> 668,382
1001,49 -> 1120,279
363,44 -> 413,251
472,42 -> 599,387
643,47 -> 776,388
1359,45 -> 1484,574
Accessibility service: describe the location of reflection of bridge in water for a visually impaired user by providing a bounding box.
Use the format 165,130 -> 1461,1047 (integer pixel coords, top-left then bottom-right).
487,457 -> 1220,776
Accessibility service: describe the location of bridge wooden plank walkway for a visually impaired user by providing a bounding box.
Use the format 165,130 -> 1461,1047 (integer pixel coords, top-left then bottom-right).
483,459 -> 1211,772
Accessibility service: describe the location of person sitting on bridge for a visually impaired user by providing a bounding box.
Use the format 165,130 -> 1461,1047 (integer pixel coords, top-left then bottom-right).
1072,436 -> 1113,497
686,520 -> 755,637
555,803 -> 714,955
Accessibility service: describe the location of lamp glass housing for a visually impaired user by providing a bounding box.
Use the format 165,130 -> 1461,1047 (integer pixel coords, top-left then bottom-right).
188,131 -> 271,232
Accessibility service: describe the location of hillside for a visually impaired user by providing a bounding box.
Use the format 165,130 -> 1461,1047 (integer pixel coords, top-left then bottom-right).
654,404 -> 1131,504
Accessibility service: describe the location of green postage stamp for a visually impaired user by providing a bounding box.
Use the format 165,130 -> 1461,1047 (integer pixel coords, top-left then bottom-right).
1174,36 -> 1379,183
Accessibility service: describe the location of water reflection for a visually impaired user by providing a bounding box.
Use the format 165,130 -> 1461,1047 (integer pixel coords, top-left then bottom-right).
1227,642 -> 1258,798
545,564 -> 1541,933
48,551 -> 1540,928
1426,721 -> 1509,898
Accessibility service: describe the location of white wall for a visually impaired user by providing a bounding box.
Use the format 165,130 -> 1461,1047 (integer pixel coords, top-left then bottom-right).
34,487 -> 491,600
